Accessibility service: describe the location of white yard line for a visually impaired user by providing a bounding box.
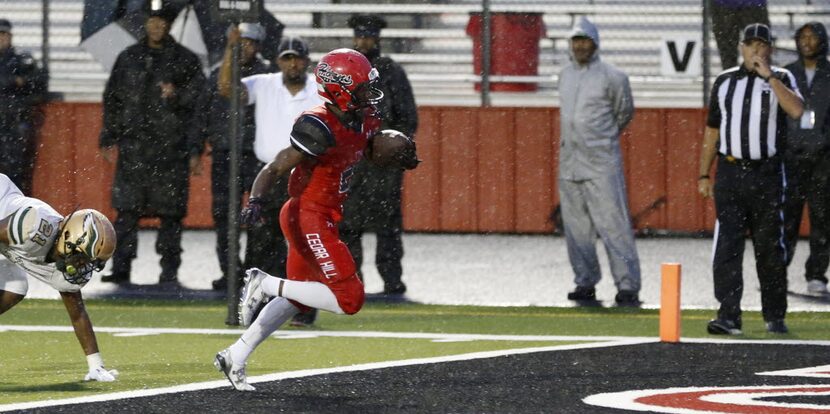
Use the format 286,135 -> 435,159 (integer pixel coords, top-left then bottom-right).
3,324 -> 830,345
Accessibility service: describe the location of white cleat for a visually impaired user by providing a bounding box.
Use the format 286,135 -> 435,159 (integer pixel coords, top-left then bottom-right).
239,268 -> 270,326
807,280 -> 829,297
214,349 -> 255,391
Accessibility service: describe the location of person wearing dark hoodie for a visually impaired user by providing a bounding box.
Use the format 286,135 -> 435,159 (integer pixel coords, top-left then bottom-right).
339,15 -> 418,299
557,16 -> 641,307
783,22 -> 830,297
99,2 -> 205,287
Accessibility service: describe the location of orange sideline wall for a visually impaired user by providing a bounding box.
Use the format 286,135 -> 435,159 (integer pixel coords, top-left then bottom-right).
32,102 -> 803,234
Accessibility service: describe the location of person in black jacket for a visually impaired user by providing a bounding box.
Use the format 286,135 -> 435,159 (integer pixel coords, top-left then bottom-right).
783,22 -> 830,297
340,15 -> 418,297
99,5 -> 205,287
200,23 -> 272,291
0,18 -> 48,195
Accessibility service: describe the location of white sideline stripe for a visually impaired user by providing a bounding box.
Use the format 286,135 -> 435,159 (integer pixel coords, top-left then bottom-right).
0,338 -> 652,412
3,325 -> 830,346
0,324 -> 656,342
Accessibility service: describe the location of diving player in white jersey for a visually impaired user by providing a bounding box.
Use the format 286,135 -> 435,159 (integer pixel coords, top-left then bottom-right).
0,173 -> 120,381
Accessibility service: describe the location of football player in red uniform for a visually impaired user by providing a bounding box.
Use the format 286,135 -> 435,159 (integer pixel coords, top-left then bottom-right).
214,48 -> 417,391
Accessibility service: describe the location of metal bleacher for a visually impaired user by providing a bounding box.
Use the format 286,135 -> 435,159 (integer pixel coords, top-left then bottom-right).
5,0 -> 830,107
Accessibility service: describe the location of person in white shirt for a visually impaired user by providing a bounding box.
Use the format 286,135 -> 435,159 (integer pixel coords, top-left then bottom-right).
0,173 -> 119,382
218,29 -> 322,326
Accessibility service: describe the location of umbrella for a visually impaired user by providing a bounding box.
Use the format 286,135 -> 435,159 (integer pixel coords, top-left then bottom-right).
81,0 -> 284,73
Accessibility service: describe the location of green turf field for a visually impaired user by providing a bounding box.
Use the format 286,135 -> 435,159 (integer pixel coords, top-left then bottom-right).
2,299 -> 829,405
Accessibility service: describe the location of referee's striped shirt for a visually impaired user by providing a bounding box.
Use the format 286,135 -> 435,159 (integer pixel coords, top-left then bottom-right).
707,65 -> 802,160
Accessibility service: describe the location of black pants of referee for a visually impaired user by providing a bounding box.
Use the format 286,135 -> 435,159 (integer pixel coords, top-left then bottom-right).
713,156 -> 788,323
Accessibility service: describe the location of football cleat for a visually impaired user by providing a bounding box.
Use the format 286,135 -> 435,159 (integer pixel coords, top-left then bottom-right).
239,268 -> 270,326
214,349 -> 255,391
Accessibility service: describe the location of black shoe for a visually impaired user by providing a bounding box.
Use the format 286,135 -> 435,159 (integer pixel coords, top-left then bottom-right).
101,273 -> 130,284
290,309 -> 317,327
707,318 -> 742,335
212,277 -> 227,291
159,270 -> 178,284
157,279 -> 183,289
567,286 -> 596,301
765,319 -> 789,334
615,290 -> 641,307
384,281 -> 407,295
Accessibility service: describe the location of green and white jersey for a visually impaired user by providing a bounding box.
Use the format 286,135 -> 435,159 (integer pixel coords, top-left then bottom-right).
0,175 -> 82,292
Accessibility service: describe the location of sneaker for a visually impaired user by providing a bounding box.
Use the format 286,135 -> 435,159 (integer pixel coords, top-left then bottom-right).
214,349 -> 255,391
615,290 -> 641,307
239,268 -> 270,326
289,309 -> 318,327
212,276 -> 227,291
383,281 -> 407,295
707,318 -> 743,335
101,273 -> 130,285
807,280 -> 829,296
766,319 -> 789,334
567,286 -> 596,301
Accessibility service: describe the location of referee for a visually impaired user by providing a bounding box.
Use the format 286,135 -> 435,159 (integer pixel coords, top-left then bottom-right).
698,23 -> 804,335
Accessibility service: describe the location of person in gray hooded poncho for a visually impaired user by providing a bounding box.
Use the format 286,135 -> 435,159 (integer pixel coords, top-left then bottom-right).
557,16 -> 641,306
783,22 -> 830,297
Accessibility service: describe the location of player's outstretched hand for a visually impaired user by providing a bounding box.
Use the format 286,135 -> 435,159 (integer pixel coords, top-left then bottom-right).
240,197 -> 264,226
85,366 -> 119,382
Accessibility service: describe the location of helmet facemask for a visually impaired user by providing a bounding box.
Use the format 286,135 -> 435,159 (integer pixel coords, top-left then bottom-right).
349,69 -> 383,112
55,210 -> 115,285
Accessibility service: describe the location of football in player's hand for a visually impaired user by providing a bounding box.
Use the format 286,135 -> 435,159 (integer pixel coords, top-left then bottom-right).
369,129 -> 420,170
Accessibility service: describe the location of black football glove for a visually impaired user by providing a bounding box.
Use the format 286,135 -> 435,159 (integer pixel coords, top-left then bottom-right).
240,197 -> 265,226
396,139 -> 421,170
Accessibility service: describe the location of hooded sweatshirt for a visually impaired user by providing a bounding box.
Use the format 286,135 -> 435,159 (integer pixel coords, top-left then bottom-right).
785,22 -> 830,155
558,17 -> 634,181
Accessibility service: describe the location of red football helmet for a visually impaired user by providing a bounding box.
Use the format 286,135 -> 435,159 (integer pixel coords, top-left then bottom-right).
315,48 -> 383,112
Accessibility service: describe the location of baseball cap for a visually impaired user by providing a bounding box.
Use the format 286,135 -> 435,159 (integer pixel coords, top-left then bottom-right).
348,15 -> 387,38
238,23 -> 265,42
277,36 -> 309,58
742,23 -> 771,44
0,19 -> 12,33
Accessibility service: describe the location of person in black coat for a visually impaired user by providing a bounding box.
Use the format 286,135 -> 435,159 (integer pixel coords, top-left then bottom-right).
783,22 -> 830,297
340,15 -> 418,297
0,18 -> 48,195
99,6 -> 205,286
199,23 -> 272,291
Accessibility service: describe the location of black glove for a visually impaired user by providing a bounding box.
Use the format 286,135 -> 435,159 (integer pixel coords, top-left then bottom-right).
240,197 -> 265,226
396,139 -> 421,170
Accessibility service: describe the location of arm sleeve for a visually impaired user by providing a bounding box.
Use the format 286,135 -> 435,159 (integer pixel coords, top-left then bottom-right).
241,74 -> 261,105
386,62 -> 419,137
706,75 -> 725,128
611,69 -> 634,131
180,55 -> 207,157
289,115 -> 335,157
100,53 -> 126,148
779,68 -> 802,100
172,53 -> 205,111
17,54 -> 49,105
7,206 -> 56,256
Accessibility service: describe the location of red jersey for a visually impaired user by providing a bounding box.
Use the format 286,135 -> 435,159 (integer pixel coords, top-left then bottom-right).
287,105 -> 381,214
